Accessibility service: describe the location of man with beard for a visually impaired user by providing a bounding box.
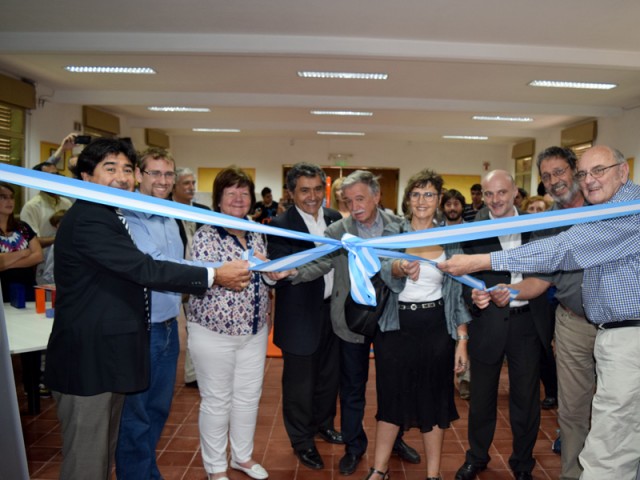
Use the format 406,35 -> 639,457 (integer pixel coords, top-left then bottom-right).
440,189 -> 465,226
474,147 -> 594,480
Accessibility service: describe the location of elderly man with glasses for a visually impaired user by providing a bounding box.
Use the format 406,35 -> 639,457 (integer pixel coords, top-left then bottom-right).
440,145 -> 640,480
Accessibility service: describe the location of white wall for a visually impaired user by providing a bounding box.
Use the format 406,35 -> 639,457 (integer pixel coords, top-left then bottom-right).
166,134 -> 510,209
24,100 -> 640,207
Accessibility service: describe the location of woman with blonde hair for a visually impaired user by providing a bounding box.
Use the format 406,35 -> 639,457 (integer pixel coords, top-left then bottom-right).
330,177 -> 350,218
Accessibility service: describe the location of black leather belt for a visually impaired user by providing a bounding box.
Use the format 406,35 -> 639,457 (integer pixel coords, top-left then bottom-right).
509,305 -> 530,315
598,319 -> 640,330
399,299 -> 444,311
154,317 -> 176,327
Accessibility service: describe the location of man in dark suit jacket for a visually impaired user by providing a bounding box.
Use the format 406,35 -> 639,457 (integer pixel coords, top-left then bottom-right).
455,170 -> 541,480
44,138 -> 250,480
171,166 -> 212,257
171,167 -> 212,387
267,162 -> 343,470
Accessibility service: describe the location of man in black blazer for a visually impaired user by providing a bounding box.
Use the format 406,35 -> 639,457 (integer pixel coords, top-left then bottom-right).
171,167 -> 212,388
44,138 -> 250,480
267,163 -> 343,470
455,170 -> 541,480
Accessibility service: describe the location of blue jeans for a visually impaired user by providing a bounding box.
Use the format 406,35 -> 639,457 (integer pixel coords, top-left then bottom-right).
116,319 -> 179,479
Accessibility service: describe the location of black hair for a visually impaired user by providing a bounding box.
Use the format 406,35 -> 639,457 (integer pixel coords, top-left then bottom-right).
440,188 -> 466,209
285,162 -> 327,192
75,138 -> 137,180
536,146 -> 578,173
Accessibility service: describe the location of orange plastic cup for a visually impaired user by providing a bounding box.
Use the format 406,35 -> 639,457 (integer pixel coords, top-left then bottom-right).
35,288 -> 46,314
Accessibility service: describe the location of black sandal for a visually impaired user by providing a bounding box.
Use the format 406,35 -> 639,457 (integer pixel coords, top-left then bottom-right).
364,467 -> 389,480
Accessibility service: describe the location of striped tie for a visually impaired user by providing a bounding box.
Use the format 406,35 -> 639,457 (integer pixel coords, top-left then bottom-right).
115,208 -> 151,328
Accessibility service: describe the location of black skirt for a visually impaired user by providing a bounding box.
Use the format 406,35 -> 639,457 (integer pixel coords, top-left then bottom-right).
373,303 -> 458,432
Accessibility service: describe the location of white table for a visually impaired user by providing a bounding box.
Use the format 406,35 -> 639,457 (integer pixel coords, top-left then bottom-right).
5,302 -> 54,354
3,302 -> 54,414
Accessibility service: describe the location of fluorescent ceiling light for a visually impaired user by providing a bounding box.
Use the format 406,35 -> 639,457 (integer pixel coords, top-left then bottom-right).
311,110 -> 373,117
192,128 -> 240,133
317,131 -> 366,136
443,135 -> 488,140
64,66 -> 156,74
298,71 -> 388,80
528,80 -> 617,90
473,115 -> 533,122
148,106 -> 210,112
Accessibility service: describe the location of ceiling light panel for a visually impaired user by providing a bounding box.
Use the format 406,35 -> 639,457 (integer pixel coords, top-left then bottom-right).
310,110 -> 373,116
528,80 -> 617,90
442,135 -> 488,140
148,107 -> 211,112
192,128 -> 240,133
317,131 -> 366,136
298,71 -> 388,80
64,66 -> 156,74
473,115 -> 533,122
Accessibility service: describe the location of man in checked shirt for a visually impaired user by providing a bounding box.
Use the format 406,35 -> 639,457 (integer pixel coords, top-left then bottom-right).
439,145 -> 640,480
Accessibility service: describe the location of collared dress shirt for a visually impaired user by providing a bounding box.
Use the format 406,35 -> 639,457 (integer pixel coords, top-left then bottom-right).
295,205 -> 334,299
491,181 -> 640,324
123,209 -> 188,323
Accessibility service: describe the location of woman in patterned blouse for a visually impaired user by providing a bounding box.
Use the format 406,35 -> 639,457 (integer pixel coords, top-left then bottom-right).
0,182 -> 43,302
187,168 -> 271,480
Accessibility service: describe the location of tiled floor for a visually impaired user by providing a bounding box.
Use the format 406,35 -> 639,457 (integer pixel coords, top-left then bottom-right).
17,319 -> 561,480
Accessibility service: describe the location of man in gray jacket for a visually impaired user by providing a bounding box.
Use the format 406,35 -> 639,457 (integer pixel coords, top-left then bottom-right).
282,170 -> 420,475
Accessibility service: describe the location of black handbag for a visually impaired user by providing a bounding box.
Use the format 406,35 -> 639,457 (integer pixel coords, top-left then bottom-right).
344,273 -> 391,337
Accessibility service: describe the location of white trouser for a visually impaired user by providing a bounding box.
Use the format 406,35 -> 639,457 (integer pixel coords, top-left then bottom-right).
579,327 -> 640,480
188,322 -> 268,474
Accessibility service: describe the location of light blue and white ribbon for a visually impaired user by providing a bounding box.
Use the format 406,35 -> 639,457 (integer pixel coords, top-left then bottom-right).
3,163 -> 639,306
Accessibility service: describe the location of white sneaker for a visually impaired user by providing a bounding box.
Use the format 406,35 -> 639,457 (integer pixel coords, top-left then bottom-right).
230,460 -> 269,479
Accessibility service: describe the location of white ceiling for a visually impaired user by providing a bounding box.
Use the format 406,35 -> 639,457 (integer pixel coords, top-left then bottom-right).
2,0 -> 640,144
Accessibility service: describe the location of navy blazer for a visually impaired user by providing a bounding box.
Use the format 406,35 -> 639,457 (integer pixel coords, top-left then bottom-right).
267,206 -> 342,355
45,200 -> 208,396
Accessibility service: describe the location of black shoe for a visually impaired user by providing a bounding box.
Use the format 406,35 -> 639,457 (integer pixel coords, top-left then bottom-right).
339,453 -> 362,475
514,472 -> 532,480
185,380 -> 198,389
317,427 -> 344,444
541,396 -> 557,409
295,446 -> 324,470
392,439 -> 421,464
455,462 -> 487,480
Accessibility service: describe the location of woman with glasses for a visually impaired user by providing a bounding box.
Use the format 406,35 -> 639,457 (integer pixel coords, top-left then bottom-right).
187,167 -> 271,480
0,182 -> 43,302
363,169 -> 470,480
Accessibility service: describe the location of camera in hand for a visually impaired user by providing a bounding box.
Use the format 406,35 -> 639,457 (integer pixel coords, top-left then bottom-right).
74,135 -> 92,145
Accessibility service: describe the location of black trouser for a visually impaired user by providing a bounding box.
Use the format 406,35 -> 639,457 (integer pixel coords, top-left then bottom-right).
282,303 -> 340,450
466,309 -> 541,473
